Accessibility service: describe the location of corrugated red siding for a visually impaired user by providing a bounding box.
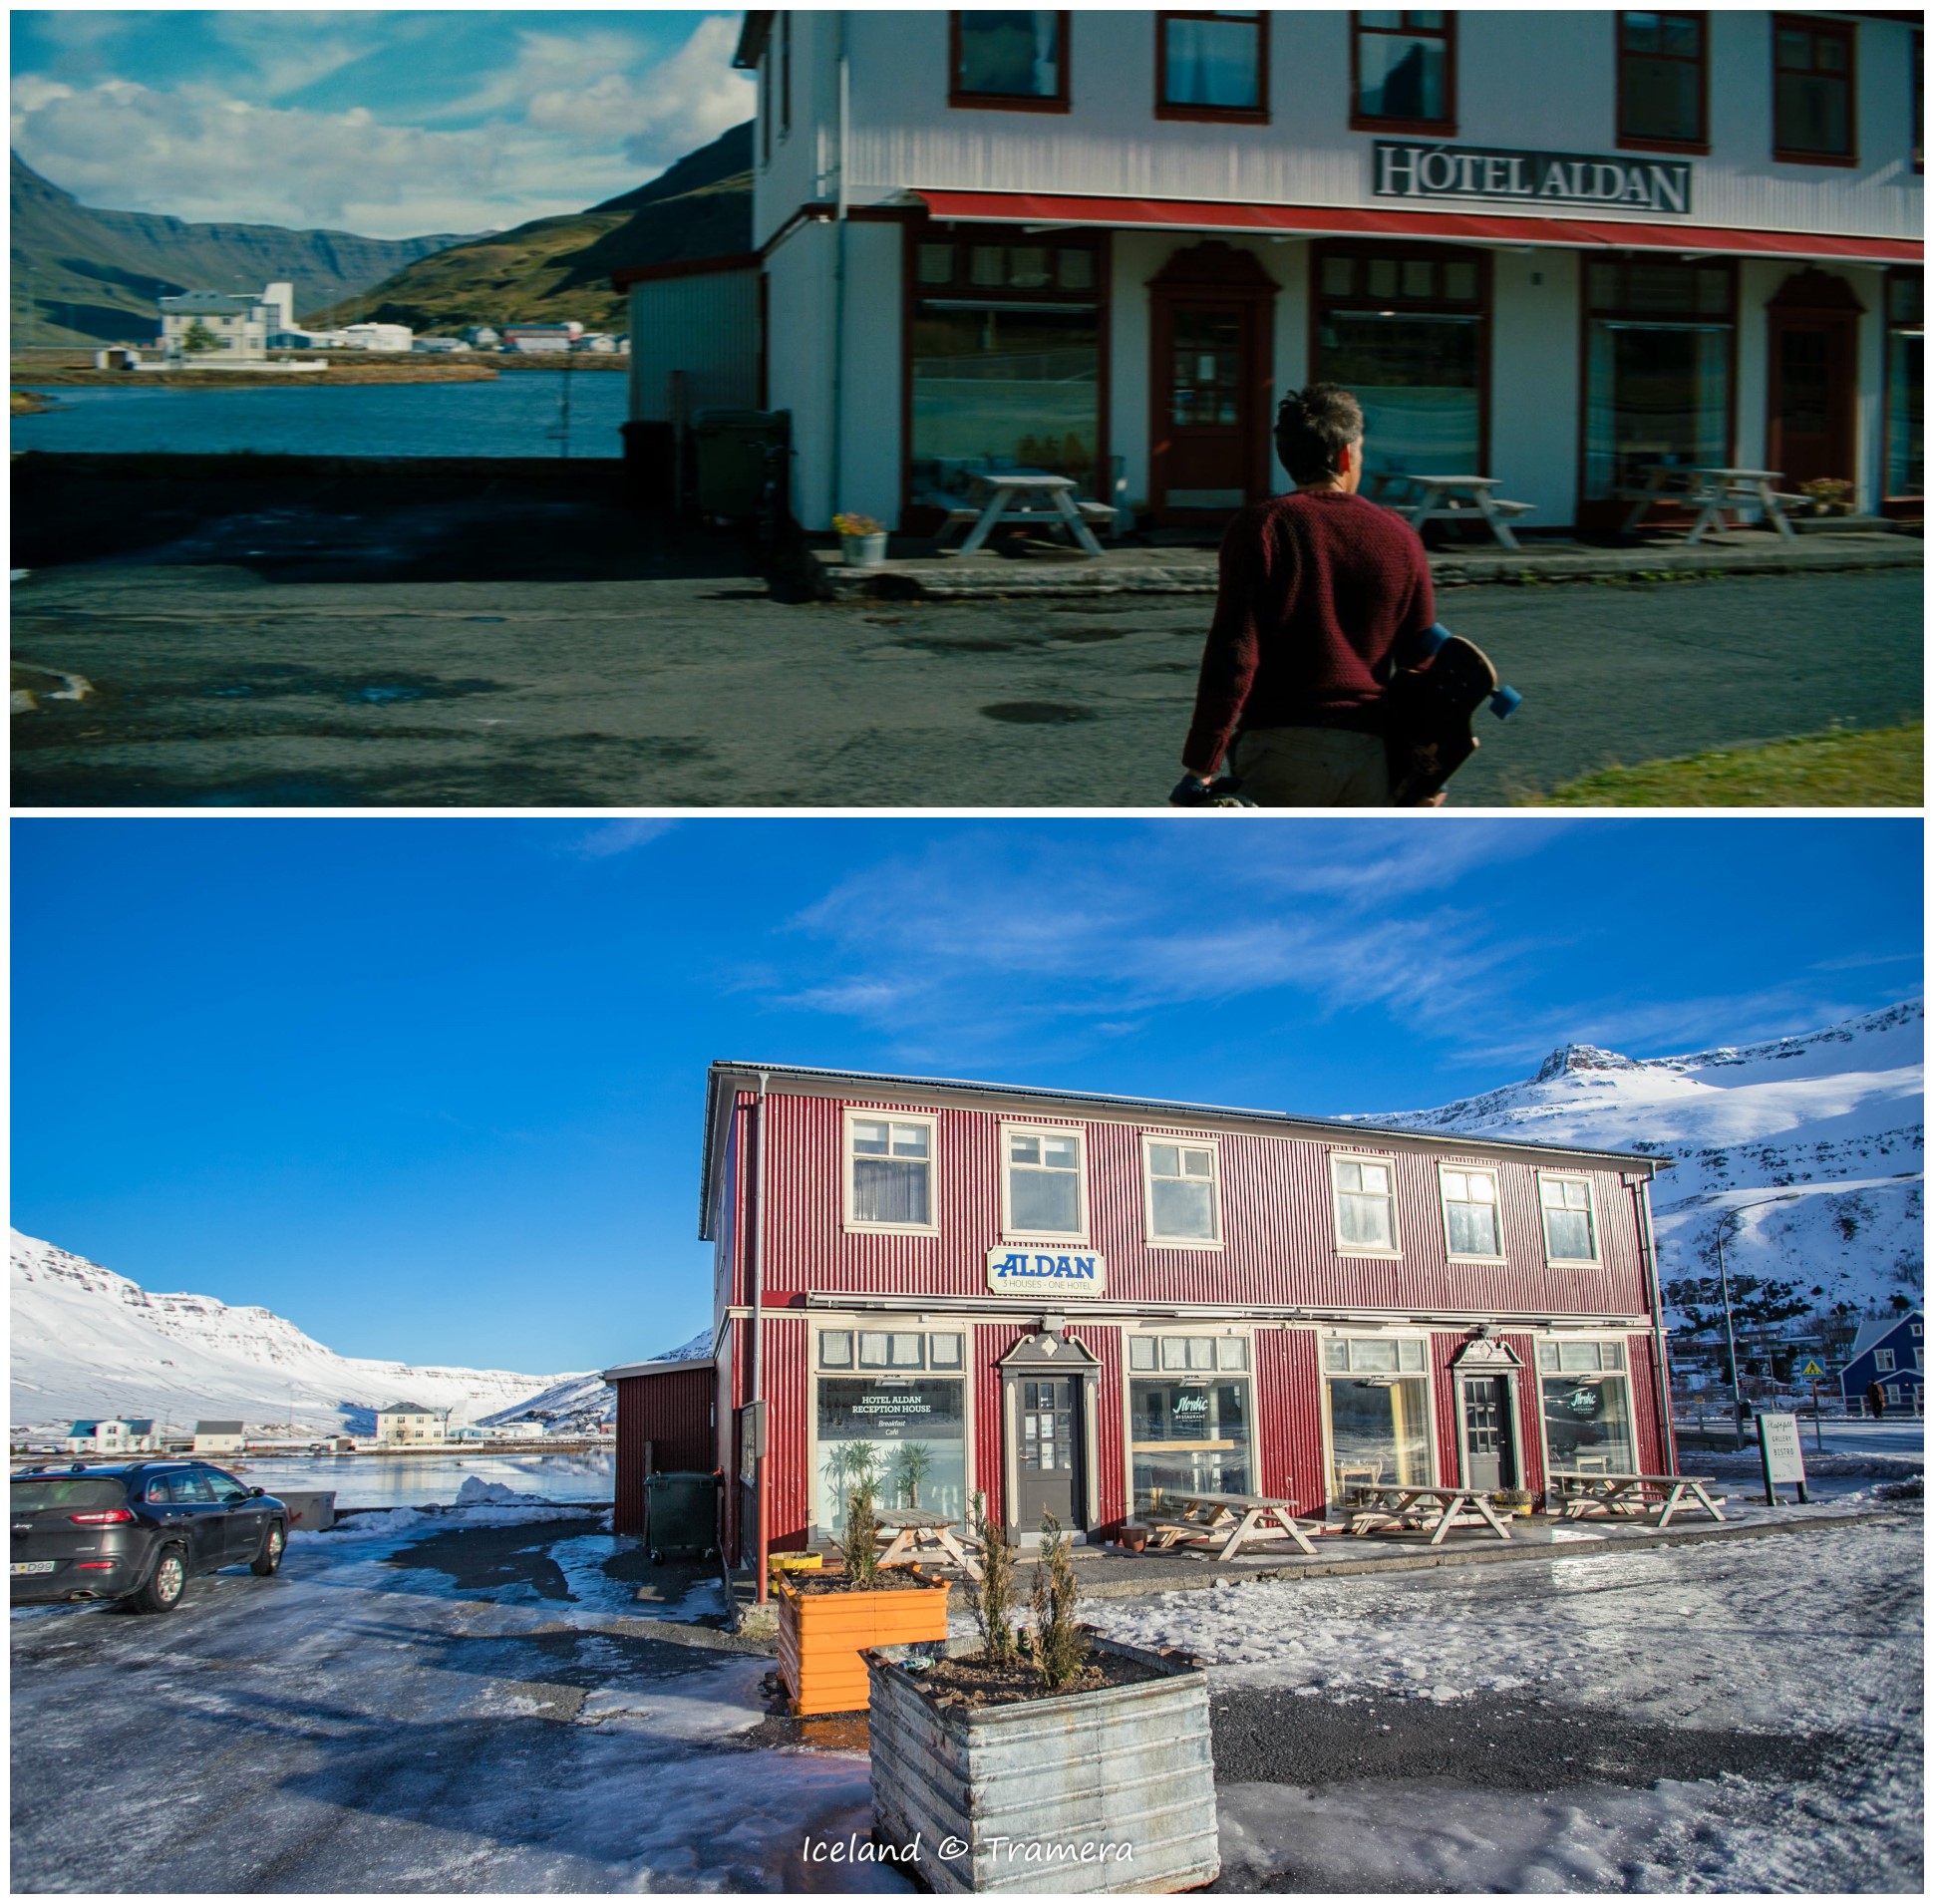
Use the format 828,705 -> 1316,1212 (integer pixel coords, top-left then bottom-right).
973,1321 -> 1031,1527
612,1368 -> 717,1536
749,1092 -> 1650,1318
1085,1322 -> 1127,1531
1431,1332 -> 1463,1482
764,1313 -> 810,1552
1256,1326 -> 1328,1515
1627,1332 -> 1671,1473
1501,1332 -> 1544,1494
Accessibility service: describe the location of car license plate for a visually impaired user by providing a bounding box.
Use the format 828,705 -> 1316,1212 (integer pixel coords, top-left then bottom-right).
11,1561 -> 57,1575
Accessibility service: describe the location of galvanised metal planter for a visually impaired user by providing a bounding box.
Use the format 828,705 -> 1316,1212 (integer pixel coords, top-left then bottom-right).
776,1570 -> 950,1717
864,1631 -> 1219,1895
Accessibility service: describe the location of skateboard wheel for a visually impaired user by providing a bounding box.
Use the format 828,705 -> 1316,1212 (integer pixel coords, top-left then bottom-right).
1489,686 -> 1523,720
1418,622 -> 1451,657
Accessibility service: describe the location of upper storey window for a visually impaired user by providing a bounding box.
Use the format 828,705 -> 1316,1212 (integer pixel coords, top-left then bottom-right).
1004,1126 -> 1087,1236
1157,12 -> 1268,122
846,1111 -> 937,1231
1351,13 -> 1455,135
1539,1175 -> 1600,1264
1617,12 -> 1708,151
1143,1136 -> 1221,1244
951,11 -> 1071,112
1773,15 -> 1856,165
1332,1154 -> 1399,1255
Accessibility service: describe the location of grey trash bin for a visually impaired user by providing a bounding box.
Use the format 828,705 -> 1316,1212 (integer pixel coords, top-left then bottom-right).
644,1471 -> 718,1564
691,409 -> 789,519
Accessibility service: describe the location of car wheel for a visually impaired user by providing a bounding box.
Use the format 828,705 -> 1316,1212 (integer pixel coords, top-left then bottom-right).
251,1522 -> 286,1576
127,1544 -> 188,1615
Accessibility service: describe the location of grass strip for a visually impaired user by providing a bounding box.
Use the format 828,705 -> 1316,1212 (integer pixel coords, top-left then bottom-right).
1527,722 -> 1923,806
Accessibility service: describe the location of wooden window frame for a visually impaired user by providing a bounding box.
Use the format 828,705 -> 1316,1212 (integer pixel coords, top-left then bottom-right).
841,1107 -> 942,1237
999,1120 -> 1092,1245
1328,1150 -> 1403,1261
1772,12 -> 1858,168
899,218 -> 1112,526
1615,10 -> 1710,156
1310,238 -> 1493,481
1349,11 -> 1457,138
1437,1160 -> 1507,1265
1535,1171 -> 1602,1268
1139,1131 -> 1224,1250
948,9 -> 1073,115
1155,10 -> 1270,126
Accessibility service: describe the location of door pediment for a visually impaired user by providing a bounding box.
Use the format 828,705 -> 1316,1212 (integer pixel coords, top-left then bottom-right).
1450,1334 -> 1523,1371
999,1330 -> 1101,1372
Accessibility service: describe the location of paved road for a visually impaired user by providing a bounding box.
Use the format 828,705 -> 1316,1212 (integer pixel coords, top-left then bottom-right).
11,1511 -> 1921,1892
11,564 -> 1922,807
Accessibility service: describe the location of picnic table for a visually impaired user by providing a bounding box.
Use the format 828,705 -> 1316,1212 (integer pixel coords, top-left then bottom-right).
1549,1470 -> 1726,1528
936,472 -> 1111,558
1346,1481 -> 1513,1544
1146,1487 -> 1320,1561
874,1508 -> 983,1580
1617,466 -> 1799,544
1371,473 -> 1535,550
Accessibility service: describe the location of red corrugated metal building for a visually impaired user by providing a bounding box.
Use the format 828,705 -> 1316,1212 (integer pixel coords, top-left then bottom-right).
608,1062 -> 1677,1566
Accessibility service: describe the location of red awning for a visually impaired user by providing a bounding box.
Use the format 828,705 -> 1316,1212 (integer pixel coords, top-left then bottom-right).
912,191 -> 1922,263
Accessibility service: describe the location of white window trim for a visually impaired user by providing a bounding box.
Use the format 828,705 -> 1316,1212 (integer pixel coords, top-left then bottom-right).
840,1106 -> 941,1237
1316,1329 -> 1441,1500
1139,1131 -> 1223,1250
1436,1159 -> 1506,1264
1535,1169 -> 1602,1266
1874,1348 -> 1896,1373
1531,1332 -> 1640,1477
1329,1149 -> 1403,1259
999,1119 -> 1092,1244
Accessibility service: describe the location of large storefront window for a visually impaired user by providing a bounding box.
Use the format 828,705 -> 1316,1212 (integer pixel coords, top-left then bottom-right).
816,1329 -> 967,1533
1128,1334 -> 1251,1513
1886,271 -> 1923,500
910,236 -> 1102,505
1583,257 -> 1733,501
1537,1340 -> 1637,1473
1324,1336 -> 1431,1497
1314,246 -> 1483,487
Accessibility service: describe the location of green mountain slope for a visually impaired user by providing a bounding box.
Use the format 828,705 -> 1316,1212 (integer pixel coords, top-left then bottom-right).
10,153 -> 474,345
317,122 -> 753,337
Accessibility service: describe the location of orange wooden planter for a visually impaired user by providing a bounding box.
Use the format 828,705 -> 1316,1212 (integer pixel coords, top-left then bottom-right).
777,1571 -> 950,1718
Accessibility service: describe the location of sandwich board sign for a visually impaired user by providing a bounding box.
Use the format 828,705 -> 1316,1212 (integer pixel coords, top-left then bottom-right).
1757,1411 -> 1809,1505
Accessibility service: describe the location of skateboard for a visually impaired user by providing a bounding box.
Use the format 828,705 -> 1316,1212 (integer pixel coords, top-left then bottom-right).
1383,624 -> 1522,805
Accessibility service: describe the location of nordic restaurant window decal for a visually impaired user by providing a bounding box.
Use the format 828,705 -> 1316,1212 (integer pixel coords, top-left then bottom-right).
986,1246 -> 1108,1295
1374,142 -> 1692,214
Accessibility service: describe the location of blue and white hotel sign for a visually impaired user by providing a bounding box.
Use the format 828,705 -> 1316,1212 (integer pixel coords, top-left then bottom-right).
986,1246 -> 1107,1297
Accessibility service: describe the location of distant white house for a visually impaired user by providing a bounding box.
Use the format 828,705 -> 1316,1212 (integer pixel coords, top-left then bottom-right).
411,337 -> 470,354
501,322 -> 583,353
65,1417 -> 158,1454
489,1420 -> 548,1441
299,321 -> 415,352
577,333 -> 623,354
192,1420 -> 246,1455
376,1401 -> 447,1442
463,325 -> 502,349
159,290 -> 277,363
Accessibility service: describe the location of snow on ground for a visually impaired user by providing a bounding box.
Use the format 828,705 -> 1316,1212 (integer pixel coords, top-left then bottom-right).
1094,1511 -> 1923,1891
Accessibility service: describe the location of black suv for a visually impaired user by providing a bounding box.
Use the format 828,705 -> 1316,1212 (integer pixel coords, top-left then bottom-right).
11,1461 -> 288,1613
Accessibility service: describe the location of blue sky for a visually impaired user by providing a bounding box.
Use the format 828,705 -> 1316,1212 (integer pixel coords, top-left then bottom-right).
11,816 -> 1922,1376
10,9 -> 751,235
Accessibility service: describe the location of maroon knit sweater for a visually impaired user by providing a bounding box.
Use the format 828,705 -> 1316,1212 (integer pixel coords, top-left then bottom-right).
1181,490 -> 1437,775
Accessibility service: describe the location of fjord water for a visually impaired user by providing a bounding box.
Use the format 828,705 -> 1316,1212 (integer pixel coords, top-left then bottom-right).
218,1447 -> 616,1508
10,369 -> 629,459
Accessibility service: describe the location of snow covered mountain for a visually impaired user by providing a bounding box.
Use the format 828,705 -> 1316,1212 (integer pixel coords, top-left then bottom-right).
1347,1000 -> 1924,1332
481,1332 -> 712,1429
8,1231 -> 693,1439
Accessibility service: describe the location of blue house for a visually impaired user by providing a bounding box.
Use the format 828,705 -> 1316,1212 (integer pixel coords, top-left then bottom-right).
1838,1311 -> 1925,1413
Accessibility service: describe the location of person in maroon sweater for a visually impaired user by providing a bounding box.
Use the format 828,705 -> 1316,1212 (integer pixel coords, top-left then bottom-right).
1175,384 -> 1438,806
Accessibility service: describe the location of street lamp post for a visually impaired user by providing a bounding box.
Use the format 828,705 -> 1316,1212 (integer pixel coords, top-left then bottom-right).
1714,1192 -> 1801,1449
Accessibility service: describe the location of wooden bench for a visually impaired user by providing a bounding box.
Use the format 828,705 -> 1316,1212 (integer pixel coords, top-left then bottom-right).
1146,1487 -> 1320,1561
1345,1481 -> 1513,1544
874,1509 -> 983,1581
1549,1471 -> 1726,1528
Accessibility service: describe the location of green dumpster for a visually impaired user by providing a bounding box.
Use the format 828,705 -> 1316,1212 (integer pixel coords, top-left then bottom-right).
691,409 -> 788,519
644,1470 -> 718,1564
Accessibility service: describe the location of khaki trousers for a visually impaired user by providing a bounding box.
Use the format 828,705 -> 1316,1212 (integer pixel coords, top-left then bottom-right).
1227,727 -> 1392,807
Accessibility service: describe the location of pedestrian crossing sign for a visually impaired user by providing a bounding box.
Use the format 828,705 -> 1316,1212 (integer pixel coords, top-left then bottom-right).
1797,1359 -> 1827,1378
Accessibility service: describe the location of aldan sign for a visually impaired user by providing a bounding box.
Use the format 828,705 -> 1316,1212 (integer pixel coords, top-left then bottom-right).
1375,142 -> 1694,215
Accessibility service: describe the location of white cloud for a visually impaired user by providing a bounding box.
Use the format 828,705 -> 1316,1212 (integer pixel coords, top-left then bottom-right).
569,819 -> 678,860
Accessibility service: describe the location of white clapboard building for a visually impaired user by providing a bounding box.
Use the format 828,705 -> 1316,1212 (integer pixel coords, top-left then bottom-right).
621,9 -> 1921,532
